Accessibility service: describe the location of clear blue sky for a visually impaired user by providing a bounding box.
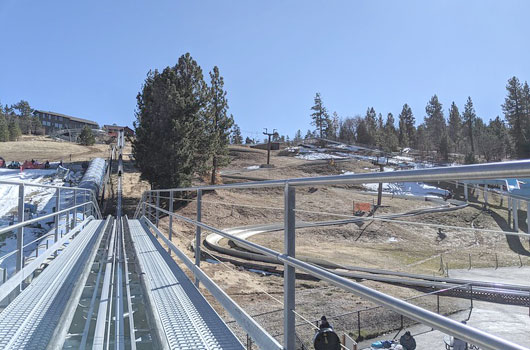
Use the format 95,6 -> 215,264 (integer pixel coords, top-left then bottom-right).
1,1 -> 529,140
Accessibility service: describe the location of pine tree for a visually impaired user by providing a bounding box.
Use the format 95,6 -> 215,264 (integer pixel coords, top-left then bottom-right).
79,125 -> 95,145
0,114 -> 8,142
310,93 -> 330,138
12,100 -> 33,134
383,113 -> 399,152
447,102 -> 462,153
462,97 -> 477,155
424,95 -> 446,154
231,124 -> 242,144
293,129 -> 302,143
338,117 -> 356,143
356,119 -> 371,146
305,129 -> 313,139
326,111 -> 340,140
362,107 -> 377,146
502,76 -> 528,158
133,53 -> 209,189
8,120 -> 21,141
398,104 -> 415,148
207,66 -> 234,184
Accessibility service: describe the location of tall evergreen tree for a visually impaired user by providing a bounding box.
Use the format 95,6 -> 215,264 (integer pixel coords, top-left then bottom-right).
398,104 -> 415,148
293,129 -> 302,143
0,114 -> 8,142
462,96 -> 477,155
338,116 -> 356,143
8,120 -> 21,141
133,53 -> 209,189
12,100 -> 33,134
230,124 -> 242,144
383,112 -> 399,152
310,93 -> 330,138
424,95 -> 446,154
447,102 -> 462,153
207,66 -> 234,184
363,107 -> 377,146
326,111 -> 339,140
502,76 -> 528,158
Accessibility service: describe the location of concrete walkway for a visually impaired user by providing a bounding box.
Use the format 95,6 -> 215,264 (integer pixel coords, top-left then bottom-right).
360,267 -> 530,349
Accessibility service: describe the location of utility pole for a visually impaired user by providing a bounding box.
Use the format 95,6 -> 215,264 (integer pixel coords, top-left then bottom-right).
263,128 -> 278,165
373,154 -> 387,206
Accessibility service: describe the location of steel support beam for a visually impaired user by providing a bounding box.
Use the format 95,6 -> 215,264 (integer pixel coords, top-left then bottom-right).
155,192 -> 160,227
195,189 -> 202,287
283,184 -> 296,350
16,184 -> 25,272
55,188 -> 61,241
512,199 -> 519,232
168,191 -> 174,254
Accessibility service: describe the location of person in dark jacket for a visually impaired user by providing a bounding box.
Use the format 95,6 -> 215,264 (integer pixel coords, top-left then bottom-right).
319,316 -> 331,329
399,331 -> 416,350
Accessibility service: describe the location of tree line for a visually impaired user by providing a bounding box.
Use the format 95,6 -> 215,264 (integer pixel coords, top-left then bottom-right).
297,76 -> 530,162
133,53 -> 236,189
0,100 -> 43,142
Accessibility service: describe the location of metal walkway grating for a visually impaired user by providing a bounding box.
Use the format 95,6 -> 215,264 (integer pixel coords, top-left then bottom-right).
127,219 -> 244,350
0,219 -> 105,350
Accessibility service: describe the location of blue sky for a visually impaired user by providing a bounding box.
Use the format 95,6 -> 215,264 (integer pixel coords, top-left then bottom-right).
0,1 -> 529,140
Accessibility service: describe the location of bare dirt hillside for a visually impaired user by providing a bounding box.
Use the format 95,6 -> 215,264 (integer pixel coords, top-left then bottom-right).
0,135 -> 110,162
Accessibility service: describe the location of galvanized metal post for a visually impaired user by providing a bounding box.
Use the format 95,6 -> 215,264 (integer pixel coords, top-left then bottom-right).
514,199 -> 519,232
148,192 -> 152,220
525,200 -> 530,226
82,190 -> 86,221
195,189 -> 202,287
16,184 -> 25,272
283,184 -> 296,350
55,188 -> 61,243
169,191 -> 174,254
464,183 -> 468,201
72,189 -> 77,229
66,190 -> 71,234
156,191 -> 160,227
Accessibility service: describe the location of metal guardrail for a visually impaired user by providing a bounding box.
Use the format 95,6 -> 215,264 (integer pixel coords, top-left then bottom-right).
135,160 -> 530,350
0,180 -> 101,285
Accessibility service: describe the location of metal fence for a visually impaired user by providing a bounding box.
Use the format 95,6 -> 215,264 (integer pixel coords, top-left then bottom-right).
0,180 -> 101,293
134,160 -> 530,350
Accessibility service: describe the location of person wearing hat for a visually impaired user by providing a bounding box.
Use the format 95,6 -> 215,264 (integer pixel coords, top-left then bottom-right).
319,316 -> 331,329
399,331 -> 416,350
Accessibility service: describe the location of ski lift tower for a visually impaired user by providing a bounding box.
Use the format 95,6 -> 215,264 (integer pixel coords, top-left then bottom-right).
373,154 -> 388,206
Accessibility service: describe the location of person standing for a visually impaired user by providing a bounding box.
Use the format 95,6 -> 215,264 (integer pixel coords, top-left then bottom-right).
399,331 -> 416,350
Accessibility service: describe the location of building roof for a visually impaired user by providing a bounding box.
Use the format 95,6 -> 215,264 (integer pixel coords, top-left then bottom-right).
34,110 -> 99,126
104,124 -> 130,129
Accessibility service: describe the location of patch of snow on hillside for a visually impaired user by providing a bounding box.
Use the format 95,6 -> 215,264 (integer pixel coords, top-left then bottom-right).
363,181 -> 448,198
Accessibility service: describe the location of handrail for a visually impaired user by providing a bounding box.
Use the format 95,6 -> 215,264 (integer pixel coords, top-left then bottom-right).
0,201 -> 96,235
0,179 -> 93,193
144,160 -> 530,193
140,204 -> 527,350
0,217 -> 94,302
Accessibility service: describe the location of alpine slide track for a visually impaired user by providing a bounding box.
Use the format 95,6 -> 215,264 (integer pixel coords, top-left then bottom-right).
0,132 -> 529,349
